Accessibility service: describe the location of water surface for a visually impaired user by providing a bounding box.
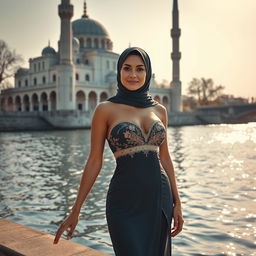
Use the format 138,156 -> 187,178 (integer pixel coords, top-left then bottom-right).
0,123 -> 255,255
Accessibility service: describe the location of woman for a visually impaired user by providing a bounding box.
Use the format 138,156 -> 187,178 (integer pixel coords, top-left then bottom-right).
53,47 -> 184,255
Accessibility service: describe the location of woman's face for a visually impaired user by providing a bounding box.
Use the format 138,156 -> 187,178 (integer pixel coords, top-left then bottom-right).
120,54 -> 146,91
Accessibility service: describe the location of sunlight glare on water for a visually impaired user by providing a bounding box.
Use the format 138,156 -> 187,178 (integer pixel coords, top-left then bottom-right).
0,122 -> 255,255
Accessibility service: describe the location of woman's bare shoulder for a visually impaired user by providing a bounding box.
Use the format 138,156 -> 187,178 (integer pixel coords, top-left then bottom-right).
154,103 -> 167,121
96,101 -> 115,110
94,101 -> 115,119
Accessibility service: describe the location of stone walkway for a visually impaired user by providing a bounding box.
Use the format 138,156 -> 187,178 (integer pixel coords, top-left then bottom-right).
0,218 -> 107,256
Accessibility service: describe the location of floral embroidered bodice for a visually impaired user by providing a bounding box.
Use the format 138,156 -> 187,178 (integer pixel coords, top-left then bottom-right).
107,120 -> 166,159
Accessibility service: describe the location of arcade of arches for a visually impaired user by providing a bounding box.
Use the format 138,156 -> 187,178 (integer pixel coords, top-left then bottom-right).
1,91 -> 57,112
0,90 -> 170,112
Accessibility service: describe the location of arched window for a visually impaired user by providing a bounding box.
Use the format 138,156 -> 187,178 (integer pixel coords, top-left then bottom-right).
34,63 -> 37,72
25,79 -> 28,86
76,73 -> 79,81
42,61 -> 45,70
85,59 -> 89,65
34,78 -> 37,86
52,74 -> 56,82
38,62 -> 41,71
42,76 -> 46,84
87,38 -> 92,48
78,104 -> 83,110
94,38 -> 99,48
18,80 -> 21,88
85,74 -> 90,81
101,39 -> 105,49
79,38 -> 84,48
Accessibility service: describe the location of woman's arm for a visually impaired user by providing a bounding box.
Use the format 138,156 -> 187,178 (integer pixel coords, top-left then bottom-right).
54,102 -> 108,244
159,106 -> 181,205
71,103 -> 108,214
158,105 -> 184,237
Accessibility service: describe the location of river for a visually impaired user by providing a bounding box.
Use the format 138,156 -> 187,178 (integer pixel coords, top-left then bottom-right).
0,123 -> 255,255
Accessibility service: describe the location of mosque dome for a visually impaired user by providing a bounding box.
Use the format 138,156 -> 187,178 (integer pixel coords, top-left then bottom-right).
42,45 -> 56,56
72,18 -> 109,37
71,2 -> 113,51
72,1 -> 109,37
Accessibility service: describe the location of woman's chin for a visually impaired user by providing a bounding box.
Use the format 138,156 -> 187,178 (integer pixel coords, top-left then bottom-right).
123,84 -> 144,91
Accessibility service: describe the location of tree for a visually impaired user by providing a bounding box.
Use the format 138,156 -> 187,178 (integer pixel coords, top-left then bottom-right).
0,39 -> 23,86
187,78 -> 202,102
187,77 -> 225,106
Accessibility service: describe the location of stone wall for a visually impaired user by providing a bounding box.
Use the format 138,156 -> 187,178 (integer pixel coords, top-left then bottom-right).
0,111 -> 93,131
0,110 -> 224,131
169,111 -> 222,126
40,110 -> 92,128
0,112 -> 53,131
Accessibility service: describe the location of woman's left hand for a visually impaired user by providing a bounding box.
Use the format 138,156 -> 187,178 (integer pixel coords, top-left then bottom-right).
170,203 -> 184,237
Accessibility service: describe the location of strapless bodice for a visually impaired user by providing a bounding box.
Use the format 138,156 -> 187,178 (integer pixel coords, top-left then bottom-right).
107,120 -> 166,159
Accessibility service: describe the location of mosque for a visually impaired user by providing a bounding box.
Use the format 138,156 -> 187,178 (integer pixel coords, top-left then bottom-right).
0,0 -> 182,128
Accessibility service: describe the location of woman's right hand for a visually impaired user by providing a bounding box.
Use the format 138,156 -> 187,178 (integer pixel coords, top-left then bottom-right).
53,212 -> 80,244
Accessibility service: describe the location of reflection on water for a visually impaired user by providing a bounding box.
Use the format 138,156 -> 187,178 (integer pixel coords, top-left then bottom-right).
0,123 -> 255,256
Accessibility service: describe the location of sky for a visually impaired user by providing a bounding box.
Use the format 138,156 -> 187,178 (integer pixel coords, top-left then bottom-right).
0,0 -> 255,99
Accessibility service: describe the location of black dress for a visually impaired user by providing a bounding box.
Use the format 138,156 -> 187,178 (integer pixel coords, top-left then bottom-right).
106,120 -> 173,256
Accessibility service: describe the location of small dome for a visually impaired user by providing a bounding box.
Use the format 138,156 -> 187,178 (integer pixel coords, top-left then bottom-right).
106,71 -> 117,84
72,18 -> 109,37
73,37 -> 80,49
42,46 -> 56,56
106,71 -> 117,77
16,68 -> 29,75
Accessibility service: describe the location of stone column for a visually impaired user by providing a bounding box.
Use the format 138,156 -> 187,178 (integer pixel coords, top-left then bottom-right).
48,100 -> 52,111
85,98 -> 89,111
5,100 -> 8,112
39,101 -> 43,112
29,101 -> 33,112
13,102 -> 17,112
21,102 -> 25,112
96,93 -> 100,106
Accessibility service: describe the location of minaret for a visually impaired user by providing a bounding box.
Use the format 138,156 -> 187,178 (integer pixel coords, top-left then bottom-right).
58,0 -> 73,64
170,0 -> 182,112
56,0 -> 75,110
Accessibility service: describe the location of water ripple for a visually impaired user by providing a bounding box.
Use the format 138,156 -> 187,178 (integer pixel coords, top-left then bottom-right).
0,124 -> 256,255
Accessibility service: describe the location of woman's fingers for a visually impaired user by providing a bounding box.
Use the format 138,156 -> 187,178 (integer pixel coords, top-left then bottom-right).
172,216 -> 179,230
170,216 -> 179,236
53,227 -> 63,244
170,204 -> 184,237
67,225 -> 76,239
53,214 -> 79,244
170,215 -> 184,237
53,223 -> 68,244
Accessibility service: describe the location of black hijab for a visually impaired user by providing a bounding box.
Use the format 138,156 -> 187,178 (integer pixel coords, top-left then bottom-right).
106,47 -> 158,108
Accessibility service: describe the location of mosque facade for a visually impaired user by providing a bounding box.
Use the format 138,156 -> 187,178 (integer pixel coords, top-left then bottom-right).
0,0 -> 182,125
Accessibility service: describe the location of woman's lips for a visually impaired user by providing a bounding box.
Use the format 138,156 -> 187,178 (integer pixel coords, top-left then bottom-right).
127,80 -> 138,84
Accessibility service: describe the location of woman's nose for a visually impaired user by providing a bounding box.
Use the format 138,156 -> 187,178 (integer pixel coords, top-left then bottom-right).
129,70 -> 136,77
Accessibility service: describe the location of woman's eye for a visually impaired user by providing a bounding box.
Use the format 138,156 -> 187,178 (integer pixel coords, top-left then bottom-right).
137,68 -> 145,72
123,67 -> 130,71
